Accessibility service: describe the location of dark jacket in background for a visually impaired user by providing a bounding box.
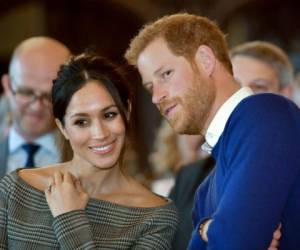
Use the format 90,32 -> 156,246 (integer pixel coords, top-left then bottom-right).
0,137 -> 9,178
169,156 -> 214,250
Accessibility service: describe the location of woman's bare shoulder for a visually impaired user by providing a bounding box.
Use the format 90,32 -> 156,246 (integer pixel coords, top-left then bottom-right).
18,164 -> 64,191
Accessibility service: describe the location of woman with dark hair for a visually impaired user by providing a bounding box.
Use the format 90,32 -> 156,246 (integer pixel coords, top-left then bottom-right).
0,53 -> 178,249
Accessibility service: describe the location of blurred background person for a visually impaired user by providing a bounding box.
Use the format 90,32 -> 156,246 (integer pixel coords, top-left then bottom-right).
230,40 -> 294,98
293,72 -> 300,107
168,40 -> 295,250
149,119 -> 205,196
169,155 -> 214,250
0,36 -> 71,178
0,95 -> 11,140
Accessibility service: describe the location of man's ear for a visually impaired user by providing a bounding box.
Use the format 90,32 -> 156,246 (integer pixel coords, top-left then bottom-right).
55,118 -> 69,140
1,74 -> 12,96
194,45 -> 216,76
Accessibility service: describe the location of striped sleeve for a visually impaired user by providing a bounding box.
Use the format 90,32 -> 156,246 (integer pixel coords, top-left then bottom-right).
0,175 -> 12,250
53,210 -> 96,250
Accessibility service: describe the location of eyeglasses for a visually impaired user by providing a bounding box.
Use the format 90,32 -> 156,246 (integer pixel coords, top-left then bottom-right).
10,86 -> 52,105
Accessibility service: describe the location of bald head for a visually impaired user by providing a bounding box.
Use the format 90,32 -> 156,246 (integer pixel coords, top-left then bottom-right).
2,36 -> 71,140
9,37 -> 70,83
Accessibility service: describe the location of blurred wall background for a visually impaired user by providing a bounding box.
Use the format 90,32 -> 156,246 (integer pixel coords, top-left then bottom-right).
1,0 -> 299,178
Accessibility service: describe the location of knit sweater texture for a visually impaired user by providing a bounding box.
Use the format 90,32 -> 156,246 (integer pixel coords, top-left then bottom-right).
0,170 -> 178,249
188,94 -> 300,249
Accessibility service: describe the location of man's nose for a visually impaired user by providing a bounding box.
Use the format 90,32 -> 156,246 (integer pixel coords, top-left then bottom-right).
152,84 -> 167,104
28,97 -> 45,110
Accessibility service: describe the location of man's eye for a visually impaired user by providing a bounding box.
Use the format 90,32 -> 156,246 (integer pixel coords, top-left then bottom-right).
41,93 -> 52,102
74,119 -> 88,127
162,70 -> 173,79
250,84 -> 268,93
17,88 -> 34,97
104,112 -> 118,120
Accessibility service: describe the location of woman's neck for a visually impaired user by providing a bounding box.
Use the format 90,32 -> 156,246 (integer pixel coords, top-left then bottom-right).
63,159 -> 129,198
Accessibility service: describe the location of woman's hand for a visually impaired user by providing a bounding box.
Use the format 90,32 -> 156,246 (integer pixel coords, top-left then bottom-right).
45,171 -> 89,217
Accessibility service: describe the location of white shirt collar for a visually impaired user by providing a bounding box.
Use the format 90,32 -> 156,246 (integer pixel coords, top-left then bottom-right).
202,87 -> 253,154
9,127 -> 59,156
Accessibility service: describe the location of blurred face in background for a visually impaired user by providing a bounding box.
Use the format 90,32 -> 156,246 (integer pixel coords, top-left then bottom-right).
2,38 -> 70,141
177,134 -> 205,166
8,58 -> 55,140
231,55 -> 280,93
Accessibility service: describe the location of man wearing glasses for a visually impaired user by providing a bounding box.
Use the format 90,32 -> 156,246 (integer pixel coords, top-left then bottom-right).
0,37 -> 70,177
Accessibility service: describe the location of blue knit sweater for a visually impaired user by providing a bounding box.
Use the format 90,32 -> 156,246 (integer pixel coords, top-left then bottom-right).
188,94 -> 300,250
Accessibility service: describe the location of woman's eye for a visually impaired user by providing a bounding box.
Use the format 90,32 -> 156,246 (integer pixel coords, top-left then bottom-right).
74,119 -> 88,127
104,111 -> 118,120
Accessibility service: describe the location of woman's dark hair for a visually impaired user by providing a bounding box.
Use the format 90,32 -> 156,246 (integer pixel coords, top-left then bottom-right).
52,53 -> 133,131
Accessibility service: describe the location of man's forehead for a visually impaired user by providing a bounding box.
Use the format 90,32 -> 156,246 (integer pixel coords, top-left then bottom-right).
232,56 -> 278,80
138,38 -> 169,60
137,38 -> 176,80
12,69 -> 54,90
12,58 -> 58,85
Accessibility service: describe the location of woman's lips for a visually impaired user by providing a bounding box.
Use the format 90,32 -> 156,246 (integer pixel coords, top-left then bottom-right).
89,142 -> 115,155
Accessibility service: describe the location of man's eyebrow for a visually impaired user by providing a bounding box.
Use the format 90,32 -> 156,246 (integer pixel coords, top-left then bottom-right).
251,78 -> 272,84
154,66 -> 164,76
